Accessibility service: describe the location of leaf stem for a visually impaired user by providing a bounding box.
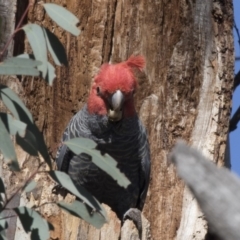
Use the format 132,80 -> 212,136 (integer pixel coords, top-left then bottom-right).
0,214 -> 17,220
33,201 -> 56,210
1,161 -> 45,211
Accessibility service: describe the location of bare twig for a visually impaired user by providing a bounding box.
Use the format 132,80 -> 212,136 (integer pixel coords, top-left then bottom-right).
229,105 -> 240,132
32,201 -> 56,211
0,215 -> 17,220
234,19 -> 240,51
2,162 -> 46,210
233,71 -> 240,91
230,71 -> 240,131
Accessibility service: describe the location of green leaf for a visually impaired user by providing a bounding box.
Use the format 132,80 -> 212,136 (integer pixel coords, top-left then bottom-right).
0,85 -> 52,169
43,28 -> 68,66
0,178 -> 5,208
46,62 -> 56,86
58,200 -> 107,229
43,3 -> 80,36
64,138 -> 131,188
0,85 -> 33,122
24,125 -> 52,169
0,178 -> 5,194
49,171 -> 107,219
17,54 -> 56,86
25,125 -> 52,169
24,180 -> 37,193
0,184 -> 3,211
17,53 -> 32,59
0,118 -> 19,171
23,24 -> 48,78
0,232 -> 7,240
16,131 -> 38,156
14,207 -> 50,240
0,57 -> 41,76
0,113 -> 26,137
0,215 -> 8,239
5,57 -> 40,67
0,217 -> 8,232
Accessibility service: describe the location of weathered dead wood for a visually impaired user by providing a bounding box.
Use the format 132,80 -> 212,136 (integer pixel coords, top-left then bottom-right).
0,0 -> 16,59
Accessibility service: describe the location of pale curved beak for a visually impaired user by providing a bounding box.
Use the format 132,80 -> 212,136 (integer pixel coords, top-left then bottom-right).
108,90 -> 124,121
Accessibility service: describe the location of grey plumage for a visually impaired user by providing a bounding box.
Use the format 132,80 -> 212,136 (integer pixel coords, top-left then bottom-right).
56,104 -> 150,220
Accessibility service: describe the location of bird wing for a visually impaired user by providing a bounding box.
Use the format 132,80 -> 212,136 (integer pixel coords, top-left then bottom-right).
56,143 -> 73,172
138,127 -> 151,210
55,108 -> 88,172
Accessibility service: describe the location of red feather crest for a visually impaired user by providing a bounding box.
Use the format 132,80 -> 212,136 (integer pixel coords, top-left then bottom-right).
125,55 -> 145,71
87,55 -> 145,115
93,55 -> 145,94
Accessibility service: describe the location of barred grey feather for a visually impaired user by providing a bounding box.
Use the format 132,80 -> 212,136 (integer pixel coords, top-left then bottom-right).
56,104 -> 151,219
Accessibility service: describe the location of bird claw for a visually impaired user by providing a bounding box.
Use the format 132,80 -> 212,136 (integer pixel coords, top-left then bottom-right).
123,208 -> 142,236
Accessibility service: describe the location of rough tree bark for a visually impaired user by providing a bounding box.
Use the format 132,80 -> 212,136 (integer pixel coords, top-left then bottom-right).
1,0 -> 234,239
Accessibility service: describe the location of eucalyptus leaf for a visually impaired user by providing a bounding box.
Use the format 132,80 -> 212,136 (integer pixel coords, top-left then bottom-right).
0,85 -> 33,122
0,217 -> 8,232
0,85 -> 52,169
25,125 -> 52,169
0,215 -> 8,239
0,57 -> 41,76
49,171 -> 107,219
43,28 -> 68,66
16,131 -> 38,156
0,178 -> 5,211
46,62 -> 56,86
58,200 -> 107,229
0,113 -> 26,137
0,230 -> 7,240
0,118 -> 19,171
18,53 -> 56,85
43,3 -> 80,36
24,180 -> 37,193
16,53 -> 33,59
5,57 -> 41,67
0,178 -> 5,194
14,207 -> 50,240
64,138 -> 130,188
23,24 -> 48,78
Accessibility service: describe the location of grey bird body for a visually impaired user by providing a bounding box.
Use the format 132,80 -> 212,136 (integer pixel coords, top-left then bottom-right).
56,104 -> 150,219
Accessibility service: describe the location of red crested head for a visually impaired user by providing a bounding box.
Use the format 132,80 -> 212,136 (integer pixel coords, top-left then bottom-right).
87,55 -> 145,121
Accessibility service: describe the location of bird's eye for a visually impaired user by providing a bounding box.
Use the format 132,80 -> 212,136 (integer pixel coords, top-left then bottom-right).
96,86 -> 101,95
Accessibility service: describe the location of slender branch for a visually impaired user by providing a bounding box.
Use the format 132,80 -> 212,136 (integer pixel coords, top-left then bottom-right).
233,19 -> 240,136
234,19 -> 240,50
1,161 -> 45,211
229,105 -> 240,132
233,70 -> 240,91
0,215 -> 17,220
32,201 -> 56,210
0,0 -> 34,60
15,1 -> 33,31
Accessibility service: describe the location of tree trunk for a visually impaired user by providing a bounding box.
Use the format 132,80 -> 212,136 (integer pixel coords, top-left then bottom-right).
3,0 -> 234,239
